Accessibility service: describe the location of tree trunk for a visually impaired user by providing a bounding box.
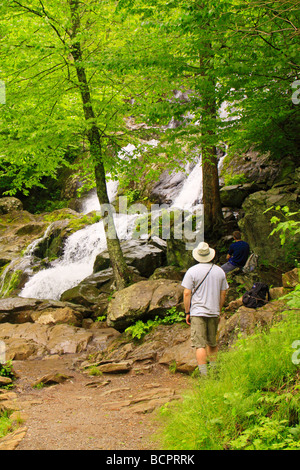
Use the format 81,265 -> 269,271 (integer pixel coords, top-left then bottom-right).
68,0 -> 131,289
199,47 -> 223,238
202,143 -> 223,238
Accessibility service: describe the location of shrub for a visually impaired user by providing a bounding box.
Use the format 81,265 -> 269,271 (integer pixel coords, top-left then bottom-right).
157,302 -> 300,450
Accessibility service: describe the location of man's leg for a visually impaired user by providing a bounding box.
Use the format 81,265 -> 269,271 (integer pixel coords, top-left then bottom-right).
196,347 -> 208,376
221,261 -> 237,273
207,345 -> 218,361
206,318 -> 219,372
207,345 -> 218,372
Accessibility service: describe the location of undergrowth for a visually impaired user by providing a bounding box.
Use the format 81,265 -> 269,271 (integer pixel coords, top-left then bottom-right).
0,361 -> 15,440
125,307 -> 185,340
157,303 -> 300,450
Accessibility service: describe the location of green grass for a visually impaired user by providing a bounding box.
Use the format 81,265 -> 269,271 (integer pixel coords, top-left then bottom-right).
157,308 -> 300,450
0,413 -> 12,439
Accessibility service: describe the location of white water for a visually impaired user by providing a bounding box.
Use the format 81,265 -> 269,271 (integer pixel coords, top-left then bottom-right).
19,144 -> 209,301
20,212 -> 139,300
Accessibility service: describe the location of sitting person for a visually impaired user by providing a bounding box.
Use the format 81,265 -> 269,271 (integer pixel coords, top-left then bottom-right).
221,231 -> 250,273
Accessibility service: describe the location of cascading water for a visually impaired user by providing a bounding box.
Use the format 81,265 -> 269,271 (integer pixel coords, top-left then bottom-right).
19,144 -> 211,302
19,212 -> 139,300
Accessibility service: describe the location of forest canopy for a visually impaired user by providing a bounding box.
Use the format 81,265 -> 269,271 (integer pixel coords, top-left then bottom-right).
0,0 -> 299,195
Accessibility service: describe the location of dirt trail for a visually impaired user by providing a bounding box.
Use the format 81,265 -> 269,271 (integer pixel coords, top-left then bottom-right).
12,355 -> 190,451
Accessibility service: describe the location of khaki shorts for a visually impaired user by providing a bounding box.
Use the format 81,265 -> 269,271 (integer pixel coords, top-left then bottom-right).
191,316 -> 219,349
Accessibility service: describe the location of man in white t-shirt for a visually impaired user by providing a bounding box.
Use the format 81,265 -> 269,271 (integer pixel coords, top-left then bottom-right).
182,241 -> 228,376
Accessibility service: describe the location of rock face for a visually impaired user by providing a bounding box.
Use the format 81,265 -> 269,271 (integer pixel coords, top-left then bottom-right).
91,323 -> 196,375
0,210 -> 48,270
0,297 -> 89,325
0,322 -> 120,361
217,300 -> 289,349
107,279 -> 184,330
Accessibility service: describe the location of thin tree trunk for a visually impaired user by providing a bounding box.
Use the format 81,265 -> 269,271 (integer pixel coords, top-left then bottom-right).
68,0 -> 131,289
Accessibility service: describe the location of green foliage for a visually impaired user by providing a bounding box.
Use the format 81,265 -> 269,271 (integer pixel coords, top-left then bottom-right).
0,0 -> 299,207
96,315 -> 107,323
265,205 -> 300,266
125,307 -> 185,340
268,206 -> 300,247
0,361 -> 14,380
158,299 -> 300,450
0,360 -> 15,390
224,173 -> 248,186
0,413 -> 12,439
87,367 -> 103,377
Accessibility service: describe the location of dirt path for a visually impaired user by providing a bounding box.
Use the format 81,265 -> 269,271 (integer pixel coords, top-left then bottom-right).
12,355 -> 190,451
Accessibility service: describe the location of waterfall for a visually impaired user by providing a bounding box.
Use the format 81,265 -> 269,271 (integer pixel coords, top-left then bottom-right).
19,212 -> 139,301
172,158 -> 202,211
19,145 -> 205,301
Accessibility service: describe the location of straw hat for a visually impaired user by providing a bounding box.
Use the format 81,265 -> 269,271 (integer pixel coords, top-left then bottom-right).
192,241 -> 215,263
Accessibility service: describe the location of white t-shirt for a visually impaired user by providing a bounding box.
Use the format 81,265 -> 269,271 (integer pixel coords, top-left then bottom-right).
181,263 -> 228,317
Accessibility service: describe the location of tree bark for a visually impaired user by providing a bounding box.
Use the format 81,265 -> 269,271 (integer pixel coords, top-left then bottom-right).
202,142 -> 223,238
68,0 -> 131,289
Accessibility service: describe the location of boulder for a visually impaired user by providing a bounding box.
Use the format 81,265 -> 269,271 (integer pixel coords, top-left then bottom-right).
93,238 -> 167,278
106,279 -> 184,330
158,338 -> 196,374
282,268 -> 299,289
220,183 -> 260,208
150,265 -> 184,281
238,187 -> 300,267
0,197 -> 23,214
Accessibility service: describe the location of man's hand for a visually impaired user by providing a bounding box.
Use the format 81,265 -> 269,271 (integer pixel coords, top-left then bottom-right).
184,288 -> 192,326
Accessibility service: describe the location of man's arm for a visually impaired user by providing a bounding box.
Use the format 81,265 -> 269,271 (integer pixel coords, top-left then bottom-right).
184,288 -> 192,325
220,290 -> 227,312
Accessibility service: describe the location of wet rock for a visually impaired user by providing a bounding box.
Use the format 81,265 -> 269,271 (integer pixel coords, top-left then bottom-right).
93,239 -> 167,278
220,183 -> 260,208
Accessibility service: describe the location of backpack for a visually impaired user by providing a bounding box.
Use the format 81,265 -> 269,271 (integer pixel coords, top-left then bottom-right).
242,253 -> 259,273
242,282 -> 270,309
